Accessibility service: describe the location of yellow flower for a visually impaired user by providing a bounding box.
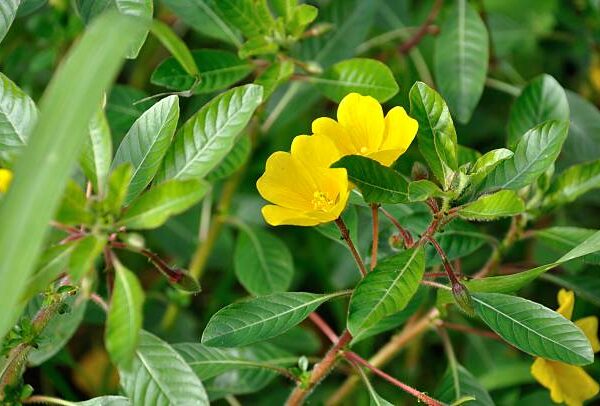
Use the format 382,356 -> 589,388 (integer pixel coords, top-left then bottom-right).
311,93 -> 418,166
0,169 -> 13,193
256,137 -> 349,226
531,289 -> 599,406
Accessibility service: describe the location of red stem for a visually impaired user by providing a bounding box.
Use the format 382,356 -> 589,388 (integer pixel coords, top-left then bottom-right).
425,236 -> 460,286
309,313 -> 339,343
380,207 -> 413,247
398,0 -> 444,54
370,204 -> 379,271
335,218 -> 367,277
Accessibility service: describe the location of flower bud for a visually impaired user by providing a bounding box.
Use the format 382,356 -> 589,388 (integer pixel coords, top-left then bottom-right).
452,282 -> 475,317
411,162 -> 429,181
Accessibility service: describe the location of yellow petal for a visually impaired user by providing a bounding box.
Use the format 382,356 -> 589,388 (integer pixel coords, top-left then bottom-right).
380,106 -> 418,154
0,168 -> 13,193
261,205 -> 321,226
312,117 -> 356,155
366,149 -> 406,167
576,316 -> 600,353
557,289 -> 575,320
336,93 -> 384,154
290,134 -> 341,168
531,357 -> 599,406
256,151 -> 316,210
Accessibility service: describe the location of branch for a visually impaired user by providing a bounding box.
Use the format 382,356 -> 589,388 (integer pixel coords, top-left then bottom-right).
398,0 -> 444,54
335,218 -> 367,277
370,204 -> 380,271
309,313 -> 339,344
380,207 -> 413,247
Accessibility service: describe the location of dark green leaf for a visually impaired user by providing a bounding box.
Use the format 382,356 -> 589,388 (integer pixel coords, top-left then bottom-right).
80,110 -> 112,196
0,0 -> 19,44
54,180 -> 94,226
542,160 -> 600,209
535,227 -> 600,265
0,71 -> 38,151
458,190 -> 525,221
434,0 -> 489,123
106,85 -> 153,136
540,272 -> 600,307
435,364 -> 494,406
562,90 -> 600,165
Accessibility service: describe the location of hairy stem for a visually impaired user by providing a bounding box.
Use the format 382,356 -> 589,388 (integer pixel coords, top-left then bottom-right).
335,218 -> 367,277
380,207 -> 413,247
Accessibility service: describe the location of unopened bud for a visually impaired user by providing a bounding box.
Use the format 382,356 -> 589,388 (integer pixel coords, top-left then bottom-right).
388,234 -> 404,251
304,61 -> 323,75
411,162 -> 429,181
452,282 -> 475,317
304,22 -> 334,38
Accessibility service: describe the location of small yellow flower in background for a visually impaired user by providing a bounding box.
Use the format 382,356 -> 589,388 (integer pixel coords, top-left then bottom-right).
0,169 -> 13,193
311,92 -> 418,166
256,147 -> 349,226
531,289 -> 599,406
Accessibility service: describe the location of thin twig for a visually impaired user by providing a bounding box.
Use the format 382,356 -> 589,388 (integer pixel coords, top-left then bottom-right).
90,293 -> 109,312
335,218 -> 367,277
439,321 -> 500,340
370,204 -> 380,271
309,313 -> 339,344
380,207 -> 413,247
398,0 -> 444,54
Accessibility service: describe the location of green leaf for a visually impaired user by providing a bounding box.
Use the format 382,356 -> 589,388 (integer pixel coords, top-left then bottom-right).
507,74 -> 569,149
458,190 -> 525,221
234,225 -> 294,296
120,330 -> 208,405
151,49 -> 252,93
0,13 -> 145,338
434,0 -> 489,123
562,90 -> 600,165
469,148 -> 514,187
427,220 -> 490,265
287,4 -> 318,37
311,58 -> 399,103
0,0 -> 19,44
76,397 -> 130,406
105,260 -> 144,367
156,84 -> 263,182
106,85 -> 153,136
214,0 -> 274,39
332,155 -> 408,204
356,366 -> 394,406
150,20 -> 199,77
112,95 -> 180,203
408,179 -> 452,202
68,234 -> 106,281
409,81 -> 458,190
481,120 -> 569,192
175,342 -> 295,380
542,160 -> 600,209
205,135 -> 250,182
80,110 -> 112,196
0,71 -> 38,151
535,226 -> 600,265
473,293 -> 593,365
348,248 -> 425,336
103,163 -> 133,217
54,180 -> 94,226
254,60 -> 294,99
118,179 -> 208,230
160,0 -> 241,46
202,291 -> 347,347
435,364 -> 494,406
541,272 -> 600,308
238,36 -> 278,59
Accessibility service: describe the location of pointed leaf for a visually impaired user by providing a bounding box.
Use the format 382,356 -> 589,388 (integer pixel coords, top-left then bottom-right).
542,160 -> 600,209
150,20 -> 199,77
0,71 -> 38,151
112,95 -> 180,203
202,291 -> 347,347
214,0 -> 274,39
68,234 -> 106,281
408,179 -> 452,202
458,190 -> 525,221
435,364 -> 494,406
535,227 -> 600,265
103,163 -> 133,216
80,110 -> 112,196
469,148 -> 513,187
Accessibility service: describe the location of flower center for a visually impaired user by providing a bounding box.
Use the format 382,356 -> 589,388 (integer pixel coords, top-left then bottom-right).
312,191 -> 335,211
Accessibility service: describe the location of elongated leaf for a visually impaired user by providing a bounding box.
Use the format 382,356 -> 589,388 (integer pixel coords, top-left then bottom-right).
507,74 -> 569,149
434,0 -> 489,123
120,330 -> 208,405
427,219 -> 489,265
562,90 -> 600,165
542,160 -> 600,209
333,155 -> 408,203
214,0 -> 274,39
0,71 -> 38,151
112,95 -> 180,203
458,190 -> 525,221
103,163 -> 133,217
202,291 -> 347,347
77,397 -> 130,406
68,234 -> 106,281
254,60 -> 294,99
348,248 -> 425,336
408,179 -> 452,202
80,110 -> 112,196
106,261 -> 144,367
151,49 -> 252,93
156,84 -> 263,181
435,364 -> 494,406
0,0 -> 19,44
312,58 -> 399,103
54,180 -> 94,226
106,85 -> 153,136
469,148 -> 513,187
175,342 -> 295,380
481,120 -> 569,192
535,227 -> 600,265
541,272 -> 600,308
119,179 -> 208,230
409,81 -> 458,189
206,135 -> 250,182
234,226 -> 294,296
150,20 -> 199,77
0,14 -> 145,338
473,293 -> 593,365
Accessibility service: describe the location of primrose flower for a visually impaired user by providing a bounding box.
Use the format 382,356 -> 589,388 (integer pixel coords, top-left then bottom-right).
531,289 -> 599,406
0,169 -> 13,193
311,93 -> 418,166
256,138 -> 349,226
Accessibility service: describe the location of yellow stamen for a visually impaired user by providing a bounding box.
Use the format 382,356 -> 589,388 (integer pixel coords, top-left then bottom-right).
312,191 -> 334,211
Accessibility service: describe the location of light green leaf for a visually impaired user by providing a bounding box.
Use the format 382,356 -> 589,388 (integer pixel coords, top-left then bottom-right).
458,190 -> 525,221
0,71 -> 38,151
356,366 -> 394,406
332,155 -> 408,204
542,160 -> 600,209
469,148 -> 513,187
311,58 -> 399,103
120,330 -> 208,405
348,248 -> 425,336
54,180 -> 94,226
175,342 -> 295,380
408,179 -> 452,202
0,0 -> 20,44
68,234 -> 106,281
103,163 -> 133,216
151,49 -> 252,93
287,4 -> 318,37
435,364 -> 494,406
0,13 -> 145,338
254,60 -> 294,99
112,95 -> 180,203
156,84 -> 263,181
80,110 -> 112,196
238,36 -> 278,59
214,0 -> 274,39
409,81 -> 458,190
118,179 -> 208,230
205,135 -> 250,182
234,225 -> 294,296
472,292 -> 593,365
507,74 -> 569,149
481,120 -> 569,192
202,291 -> 347,347
150,20 -> 199,77
76,397 -> 130,406
434,0 -> 489,123
105,260 -> 144,367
